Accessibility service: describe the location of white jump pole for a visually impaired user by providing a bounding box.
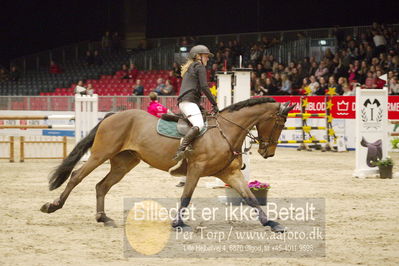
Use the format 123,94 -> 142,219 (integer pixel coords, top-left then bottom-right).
74,94 -> 99,160
353,87 -> 388,178
216,72 -> 234,108
207,66 -> 252,187
206,71 -> 234,188
232,67 -> 252,181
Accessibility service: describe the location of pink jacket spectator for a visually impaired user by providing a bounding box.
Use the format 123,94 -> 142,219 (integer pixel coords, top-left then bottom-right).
147,100 -> 168,118
348,66 -> 358,83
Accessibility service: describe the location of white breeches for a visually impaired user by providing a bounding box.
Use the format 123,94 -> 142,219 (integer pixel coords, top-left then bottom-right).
178,101 -> 205,130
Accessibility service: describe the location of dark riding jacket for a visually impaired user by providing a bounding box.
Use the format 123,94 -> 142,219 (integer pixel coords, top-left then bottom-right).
177,62 -> 217,107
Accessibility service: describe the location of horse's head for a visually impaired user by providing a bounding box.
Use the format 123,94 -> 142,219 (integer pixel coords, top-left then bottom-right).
255,101 -> 295,158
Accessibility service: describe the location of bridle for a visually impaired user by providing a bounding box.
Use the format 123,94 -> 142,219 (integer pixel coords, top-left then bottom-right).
213,106 -> 288,156
256,112 -> 287,156
205,105 -> 287,176
217,114 -> 259,152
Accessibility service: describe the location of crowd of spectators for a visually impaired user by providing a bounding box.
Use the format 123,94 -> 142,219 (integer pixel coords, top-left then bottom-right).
2,24 -> 399,98
115,23 -> 398,98
0,66 -> 21,82
115,62 -> 179,96
207,22 -> 399,96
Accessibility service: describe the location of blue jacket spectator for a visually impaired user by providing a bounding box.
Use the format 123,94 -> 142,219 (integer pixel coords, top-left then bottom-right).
133,79 -> 144,95
153,78 -> 165,94
281,74 -> 292,94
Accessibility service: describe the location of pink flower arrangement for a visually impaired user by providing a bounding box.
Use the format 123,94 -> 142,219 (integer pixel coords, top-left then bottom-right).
248,180 -> 271,191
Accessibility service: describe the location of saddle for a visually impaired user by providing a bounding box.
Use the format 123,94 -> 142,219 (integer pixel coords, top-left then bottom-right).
157,112 -> 208,138
360,137 -> 382,167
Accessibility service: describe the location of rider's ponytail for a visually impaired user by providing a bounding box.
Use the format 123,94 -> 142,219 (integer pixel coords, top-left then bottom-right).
180,59 -> 193,77
181,54 -> 201,77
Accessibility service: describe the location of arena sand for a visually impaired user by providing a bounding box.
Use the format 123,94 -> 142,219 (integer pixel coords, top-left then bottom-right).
0,147 -> 398,266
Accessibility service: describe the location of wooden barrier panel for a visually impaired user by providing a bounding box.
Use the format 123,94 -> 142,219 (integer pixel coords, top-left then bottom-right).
0,136 -> 14,162
20,136 -> 67,162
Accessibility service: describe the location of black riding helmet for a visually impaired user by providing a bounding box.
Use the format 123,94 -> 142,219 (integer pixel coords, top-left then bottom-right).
188,45 -> 214,59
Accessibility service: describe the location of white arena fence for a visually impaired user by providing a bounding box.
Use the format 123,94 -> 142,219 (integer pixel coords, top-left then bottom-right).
0,95 -> 210,113
1,95 -> 398,162
0,95 -> 98,162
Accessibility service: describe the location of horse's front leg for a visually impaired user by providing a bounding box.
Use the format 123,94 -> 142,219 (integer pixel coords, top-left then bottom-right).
172,165 -> 201,230
220,169 -> 285,233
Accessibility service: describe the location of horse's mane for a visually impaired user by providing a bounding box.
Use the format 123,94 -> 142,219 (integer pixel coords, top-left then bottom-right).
221,97 -> 276,112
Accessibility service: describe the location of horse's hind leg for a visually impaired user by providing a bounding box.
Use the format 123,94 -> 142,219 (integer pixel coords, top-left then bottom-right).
41,152 -> 109,213
96,150 -> 140,227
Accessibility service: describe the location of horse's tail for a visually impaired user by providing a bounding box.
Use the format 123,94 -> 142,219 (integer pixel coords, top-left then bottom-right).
48,113 -> 115,191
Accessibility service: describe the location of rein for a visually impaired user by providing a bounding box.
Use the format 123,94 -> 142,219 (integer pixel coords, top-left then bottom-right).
216,112 -> 285,151
205,110 -> 284,176
217,114 -> 260,147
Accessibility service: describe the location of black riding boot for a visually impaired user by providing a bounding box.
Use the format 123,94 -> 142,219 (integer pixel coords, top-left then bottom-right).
173,126 -> 200,161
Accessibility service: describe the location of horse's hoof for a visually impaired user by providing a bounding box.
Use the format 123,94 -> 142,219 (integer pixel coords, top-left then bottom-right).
265,220 -> 286,233
172,219 -> 191,231
271,224 -> 286,233
40,202 -> 51,213
40,202 -> 58,213
173,224 -> 192,232
96,213 -> 117,228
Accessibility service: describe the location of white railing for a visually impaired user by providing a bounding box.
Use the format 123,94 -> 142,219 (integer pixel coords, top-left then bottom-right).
0,96 -> 213,113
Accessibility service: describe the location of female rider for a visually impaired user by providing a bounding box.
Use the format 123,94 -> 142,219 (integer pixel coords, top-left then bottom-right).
173,45 -> 219,161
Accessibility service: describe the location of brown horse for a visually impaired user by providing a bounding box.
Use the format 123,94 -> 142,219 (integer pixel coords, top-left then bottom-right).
40,97 -> 295,232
